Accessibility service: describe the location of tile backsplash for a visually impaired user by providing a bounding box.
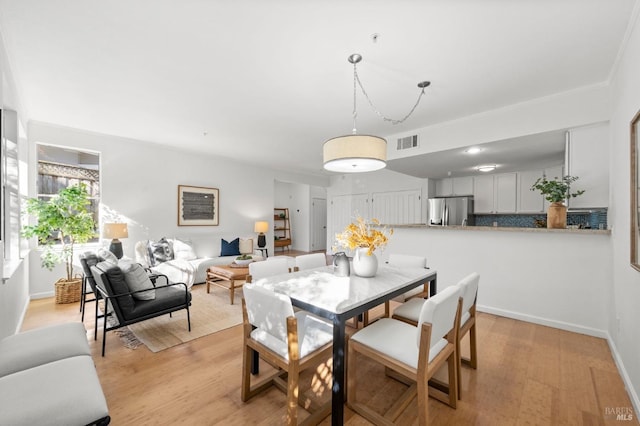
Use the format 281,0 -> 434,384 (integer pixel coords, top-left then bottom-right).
474,210 -> 607,229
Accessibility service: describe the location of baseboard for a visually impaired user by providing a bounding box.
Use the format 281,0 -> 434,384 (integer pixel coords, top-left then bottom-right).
30,291 -> 54,300
605,332 -> 640,417
476,304 -> 608,338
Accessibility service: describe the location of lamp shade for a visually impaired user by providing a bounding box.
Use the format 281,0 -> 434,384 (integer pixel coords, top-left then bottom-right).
323,134 -> 387,173
103,223 -> 129,239
254,221 -> 269,233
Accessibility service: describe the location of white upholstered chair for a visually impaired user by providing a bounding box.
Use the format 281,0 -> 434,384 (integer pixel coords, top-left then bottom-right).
294,253 -> 327,271
393,272 -> 480,399
347,285 -> 462,425
247,257 -> 290,283
362,254 -> 428,326
241,284 -> 333,425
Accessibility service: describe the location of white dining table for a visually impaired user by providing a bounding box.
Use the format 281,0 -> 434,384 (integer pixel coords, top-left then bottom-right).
252,263 -> 438,426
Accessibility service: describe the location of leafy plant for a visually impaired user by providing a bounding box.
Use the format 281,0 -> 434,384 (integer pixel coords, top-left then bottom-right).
530,175 -> 585,203
22,183 -> 96,281
236,254 -> 253,260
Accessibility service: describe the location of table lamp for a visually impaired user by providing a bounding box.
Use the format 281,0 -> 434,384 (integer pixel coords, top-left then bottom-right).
254,221 -> 269,248
103,223 -> 128,259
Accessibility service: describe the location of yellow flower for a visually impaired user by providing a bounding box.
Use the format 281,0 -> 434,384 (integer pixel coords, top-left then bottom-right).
334,216 -> 393,255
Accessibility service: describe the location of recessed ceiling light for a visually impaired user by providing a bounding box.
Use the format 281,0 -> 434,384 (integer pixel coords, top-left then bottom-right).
476,165 -> 497,172
464,147 -> 482,154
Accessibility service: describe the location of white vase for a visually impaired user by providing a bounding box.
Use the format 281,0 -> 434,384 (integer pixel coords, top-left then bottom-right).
352,248 -> 378,278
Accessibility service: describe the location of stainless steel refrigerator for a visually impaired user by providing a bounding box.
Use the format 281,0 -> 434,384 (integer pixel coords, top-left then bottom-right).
428,197 -> 475,226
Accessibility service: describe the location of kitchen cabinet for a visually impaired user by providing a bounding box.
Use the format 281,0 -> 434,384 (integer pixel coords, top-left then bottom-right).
566,123 -> 609,208
517,170 -> 544,213
435,177 -> 474,197
473,173 -> 517,213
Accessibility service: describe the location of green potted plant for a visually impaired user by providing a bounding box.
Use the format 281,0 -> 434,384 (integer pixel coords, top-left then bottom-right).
530,175 -> 585,229
22,183 -> 96,303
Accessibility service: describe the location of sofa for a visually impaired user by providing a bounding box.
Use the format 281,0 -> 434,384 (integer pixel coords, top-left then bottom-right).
135,236 -> 264,286
0,322 -> 110,425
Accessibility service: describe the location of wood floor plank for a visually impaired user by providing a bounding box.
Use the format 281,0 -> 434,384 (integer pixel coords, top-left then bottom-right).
19,284 -> 638,425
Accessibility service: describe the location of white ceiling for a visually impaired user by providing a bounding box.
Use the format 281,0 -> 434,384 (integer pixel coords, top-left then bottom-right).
0,0 -> 636,178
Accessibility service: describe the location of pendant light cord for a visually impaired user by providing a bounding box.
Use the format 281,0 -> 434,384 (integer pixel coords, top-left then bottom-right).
353,61 -> 428,125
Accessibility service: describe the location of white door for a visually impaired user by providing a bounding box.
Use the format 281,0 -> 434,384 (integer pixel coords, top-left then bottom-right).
311,198 -> 327,251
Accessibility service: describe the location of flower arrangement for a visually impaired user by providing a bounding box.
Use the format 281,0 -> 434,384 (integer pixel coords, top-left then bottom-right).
334,216 -> 393,255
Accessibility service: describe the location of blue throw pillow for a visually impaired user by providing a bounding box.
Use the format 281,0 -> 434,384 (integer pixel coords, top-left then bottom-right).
221,238 -> 240,256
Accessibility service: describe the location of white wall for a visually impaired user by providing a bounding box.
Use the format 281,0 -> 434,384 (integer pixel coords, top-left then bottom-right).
385,228 -> 610,335
275,180 -> 310,252
608,5 -> 640,412
26,122 -> 326,297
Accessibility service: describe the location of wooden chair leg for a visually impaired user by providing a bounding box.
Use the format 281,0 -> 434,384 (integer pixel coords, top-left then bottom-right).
287,362 -> 299,426
468,322 -> 477,369
447,350 -> 458,409
456,336 -> 462,400
241,343 -> 252,402
384,301 -> 390,318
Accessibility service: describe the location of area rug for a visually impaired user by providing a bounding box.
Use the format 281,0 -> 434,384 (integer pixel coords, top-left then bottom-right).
124,286 -> 243,353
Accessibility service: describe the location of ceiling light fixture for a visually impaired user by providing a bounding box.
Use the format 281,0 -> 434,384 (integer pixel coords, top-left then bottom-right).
323,53 -> 430,173
476,165 -> 497,172
464,147 -> 482,154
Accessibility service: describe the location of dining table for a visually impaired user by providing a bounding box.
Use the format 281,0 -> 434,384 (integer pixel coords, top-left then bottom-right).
251,263 -> 437,426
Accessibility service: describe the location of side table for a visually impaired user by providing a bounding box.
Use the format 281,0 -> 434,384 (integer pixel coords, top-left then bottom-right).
206,264 -> 250,304
256,248 -> 269,258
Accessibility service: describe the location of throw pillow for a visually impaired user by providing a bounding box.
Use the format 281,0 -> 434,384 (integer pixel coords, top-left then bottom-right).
239,238 -> 253,255
221,238 -> 240,256
172,238 -> 198,261
118,259 -> 156,300
97,248 -> 118,266
147,237 -> 174,266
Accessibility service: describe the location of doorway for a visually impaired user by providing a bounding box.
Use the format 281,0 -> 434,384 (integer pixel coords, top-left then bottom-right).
311,198 -> 327,252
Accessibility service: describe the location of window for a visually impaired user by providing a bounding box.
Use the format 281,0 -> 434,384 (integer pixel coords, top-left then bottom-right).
36,144 -> 100,243
1,109 -> 21,260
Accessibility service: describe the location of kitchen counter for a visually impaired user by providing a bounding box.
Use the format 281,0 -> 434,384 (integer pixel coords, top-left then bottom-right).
384,224 -> 611,235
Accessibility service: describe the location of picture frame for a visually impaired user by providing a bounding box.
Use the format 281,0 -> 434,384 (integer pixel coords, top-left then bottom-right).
178,185 -> 219,226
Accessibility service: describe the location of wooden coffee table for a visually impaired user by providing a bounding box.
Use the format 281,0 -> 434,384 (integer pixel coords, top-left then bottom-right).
205,264 -> 250,304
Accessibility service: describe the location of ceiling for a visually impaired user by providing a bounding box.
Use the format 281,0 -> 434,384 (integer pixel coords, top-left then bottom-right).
0,0 -> 636,178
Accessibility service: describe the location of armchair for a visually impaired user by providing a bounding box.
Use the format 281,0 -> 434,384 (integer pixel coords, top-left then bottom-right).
90,263 -> 192,356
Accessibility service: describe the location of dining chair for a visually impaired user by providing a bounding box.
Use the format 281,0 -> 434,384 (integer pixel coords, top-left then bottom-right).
246,257 -> 290,283
241,284 -> 333,425
362,253 -> 428,326
294,253 -> 327,271
347,284 -> 462,425
392,272 -> 480,399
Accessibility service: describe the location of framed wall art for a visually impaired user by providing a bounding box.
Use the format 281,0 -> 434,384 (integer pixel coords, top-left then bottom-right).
178,185 -> 219,226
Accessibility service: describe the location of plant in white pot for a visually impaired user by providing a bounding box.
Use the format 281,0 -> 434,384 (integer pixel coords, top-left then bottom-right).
530,175 -> 585,229
22,183 -> 96,303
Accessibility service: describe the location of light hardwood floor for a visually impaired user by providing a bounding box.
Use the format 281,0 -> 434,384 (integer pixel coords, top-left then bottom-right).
22,283 -> 637,425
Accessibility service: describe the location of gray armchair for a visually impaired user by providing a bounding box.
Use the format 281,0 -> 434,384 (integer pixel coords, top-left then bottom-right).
90,263 -> 191,356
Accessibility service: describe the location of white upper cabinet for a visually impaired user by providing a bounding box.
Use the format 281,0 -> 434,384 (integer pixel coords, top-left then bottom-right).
473,173 -> 517,214
435,176 -> 474,197
517,170 -> 544,213
566,123 -> 609,209
495,173 -> 517,213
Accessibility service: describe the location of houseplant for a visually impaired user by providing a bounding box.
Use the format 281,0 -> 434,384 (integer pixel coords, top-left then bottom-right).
334,216 -> 393,277
530,175 -> 585,229
22,183 -> 96,303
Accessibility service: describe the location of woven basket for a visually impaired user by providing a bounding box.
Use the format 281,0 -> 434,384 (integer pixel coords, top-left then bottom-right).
54,277 -> 82,304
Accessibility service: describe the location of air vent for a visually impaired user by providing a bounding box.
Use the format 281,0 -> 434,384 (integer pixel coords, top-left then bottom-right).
396,135 -> 418,150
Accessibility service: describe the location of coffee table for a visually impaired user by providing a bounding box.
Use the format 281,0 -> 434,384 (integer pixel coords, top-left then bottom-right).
205,264 -> 249,304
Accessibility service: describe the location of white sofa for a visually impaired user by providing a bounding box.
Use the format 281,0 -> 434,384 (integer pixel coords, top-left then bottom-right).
135,236 -> 264,287
0,322 -> 110,425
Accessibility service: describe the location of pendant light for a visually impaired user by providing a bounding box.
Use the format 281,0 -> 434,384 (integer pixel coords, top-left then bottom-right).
323,53 -> 430,173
